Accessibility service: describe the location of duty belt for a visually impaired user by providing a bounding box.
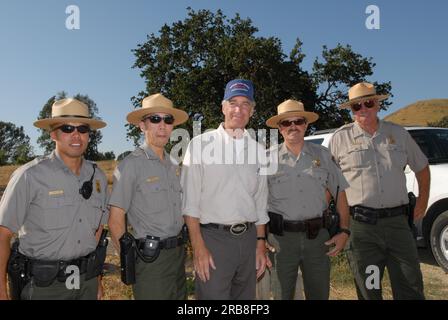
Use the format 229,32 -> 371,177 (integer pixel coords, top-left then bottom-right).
283,217 -> 323,233
137,235 -> 184,250
200,222 -> 254,235
350,204 -> 408,219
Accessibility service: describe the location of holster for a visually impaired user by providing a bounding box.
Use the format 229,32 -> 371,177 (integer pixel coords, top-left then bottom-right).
324,206 -> 341,238
85,229 -> 109,280
407,192 -> 417,238
268,212 -> 284,236
119,232 -> 136,285
351,206 -> 378,225
305,217 -> 323,240
30,261 -> 61,287
140,236 -> 161,262
7,240 -> 30,300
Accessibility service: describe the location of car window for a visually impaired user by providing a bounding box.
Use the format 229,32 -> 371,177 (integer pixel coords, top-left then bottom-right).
306,138 -> 324,145
408,129 -> 448,164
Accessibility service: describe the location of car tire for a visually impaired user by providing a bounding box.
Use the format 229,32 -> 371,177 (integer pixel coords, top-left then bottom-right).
430,211 -> 448,273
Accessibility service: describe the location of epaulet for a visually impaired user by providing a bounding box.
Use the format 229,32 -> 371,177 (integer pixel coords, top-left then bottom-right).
266,143 -> 281,156
381,120 -> 403,130
333,123 -> 354,135
12,156 -> 48,175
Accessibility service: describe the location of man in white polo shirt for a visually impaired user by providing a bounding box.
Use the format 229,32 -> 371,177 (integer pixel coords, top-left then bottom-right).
181,79 -> 270,300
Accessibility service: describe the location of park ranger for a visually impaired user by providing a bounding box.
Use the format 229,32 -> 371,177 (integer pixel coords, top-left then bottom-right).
108,93 -> 189,300
265,99 -> 350,300
329,82 -> 430,300
0,98 -> 108,300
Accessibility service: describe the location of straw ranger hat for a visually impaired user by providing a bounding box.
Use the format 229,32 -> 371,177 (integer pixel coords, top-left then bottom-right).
33,98 -> 106,131
339,82 -> 389,109
266,99 -> 319,128
126,93 -> 188,126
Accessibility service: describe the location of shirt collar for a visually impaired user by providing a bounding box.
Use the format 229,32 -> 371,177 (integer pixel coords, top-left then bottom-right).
50,150 -> 90,178
217,123 -> 252,146
140,142 -> 163,160
353,118 -> 383,139
278,142 -> 313,161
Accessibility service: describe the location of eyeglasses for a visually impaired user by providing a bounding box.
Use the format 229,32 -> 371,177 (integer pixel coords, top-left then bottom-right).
143,114 -> 175,125
351,100 -> 376,112
279,118 -> 307,127
56,124 -> 91,134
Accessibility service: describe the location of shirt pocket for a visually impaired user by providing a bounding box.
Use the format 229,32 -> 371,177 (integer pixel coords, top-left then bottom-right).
309,168 -> 329,188
343,144 -> 370,169
385,144 -> 407,170
141,183 -> 169,214
43,196 -> 75,230
268,173 -> 290,200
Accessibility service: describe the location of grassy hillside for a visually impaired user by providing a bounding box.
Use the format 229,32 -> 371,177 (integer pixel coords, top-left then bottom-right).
0,160 -> 116,188
384,99 -> 448,126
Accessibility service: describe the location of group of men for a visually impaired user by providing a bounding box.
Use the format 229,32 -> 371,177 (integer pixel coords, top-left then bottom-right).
0,79 -> 430,300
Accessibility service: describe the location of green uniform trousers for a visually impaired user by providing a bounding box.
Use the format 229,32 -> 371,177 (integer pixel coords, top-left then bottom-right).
269,228 -> 330,300
20,273 -> 98,300
346,214 -> 425,300
132,245 -> 186,300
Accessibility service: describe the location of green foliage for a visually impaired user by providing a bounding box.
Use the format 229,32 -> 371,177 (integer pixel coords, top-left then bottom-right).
117,151 -> 132,161
0,121 -> 34,165
128,8 -> 393,145
312,44 -> 392,129
428,115 -> 448,128
36,92 -> 106,160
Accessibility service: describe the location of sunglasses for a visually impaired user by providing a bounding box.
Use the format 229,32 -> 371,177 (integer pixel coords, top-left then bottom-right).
143,114 -> 175,125
351,100 -> 376,112
279,118 -> 307,127
56,124 -> 91,134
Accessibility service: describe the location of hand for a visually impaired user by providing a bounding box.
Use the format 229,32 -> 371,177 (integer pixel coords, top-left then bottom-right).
193,244 -> 216,282
0,289 -> 10,300
97,277 -> 104,300
413,197 -> 427,221
256,242 -> 268,279
325,232 -> 349,257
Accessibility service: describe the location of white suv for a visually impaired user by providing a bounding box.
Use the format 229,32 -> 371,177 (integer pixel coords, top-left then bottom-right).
305,127 -> 448,273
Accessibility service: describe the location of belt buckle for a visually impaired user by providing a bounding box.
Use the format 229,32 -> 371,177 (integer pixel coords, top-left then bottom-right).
230,223 -> 248,236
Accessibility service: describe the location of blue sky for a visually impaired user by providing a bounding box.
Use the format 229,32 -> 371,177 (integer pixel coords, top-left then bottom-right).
1,0 -> 447,157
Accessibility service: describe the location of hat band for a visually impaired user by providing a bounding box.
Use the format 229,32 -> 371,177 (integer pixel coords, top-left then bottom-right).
350,93 -> 377,101
52,115 -> 91,119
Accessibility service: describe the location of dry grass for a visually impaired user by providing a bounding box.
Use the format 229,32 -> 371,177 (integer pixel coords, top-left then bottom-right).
384,99 -> 448,126
0,160 -> 117,189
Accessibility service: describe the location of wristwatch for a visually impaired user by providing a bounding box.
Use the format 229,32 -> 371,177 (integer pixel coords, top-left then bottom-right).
339,228 -> 351,236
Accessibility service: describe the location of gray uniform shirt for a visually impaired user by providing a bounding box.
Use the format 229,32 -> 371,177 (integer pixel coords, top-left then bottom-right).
108,143 -> 183,239
268,142 -> 349,220
329,120 -> 428,208
181,124 -> 269,225
0,151 -> 108,261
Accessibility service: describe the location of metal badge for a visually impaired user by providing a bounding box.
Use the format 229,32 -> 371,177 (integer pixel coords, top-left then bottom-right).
96,180 -> 101,193
312,158 -> 321,168
230,223 -> 248,236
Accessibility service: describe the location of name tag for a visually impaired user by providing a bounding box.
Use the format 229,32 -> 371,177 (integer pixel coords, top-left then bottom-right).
48,190 -> 64,196
147,176 -> 160,183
